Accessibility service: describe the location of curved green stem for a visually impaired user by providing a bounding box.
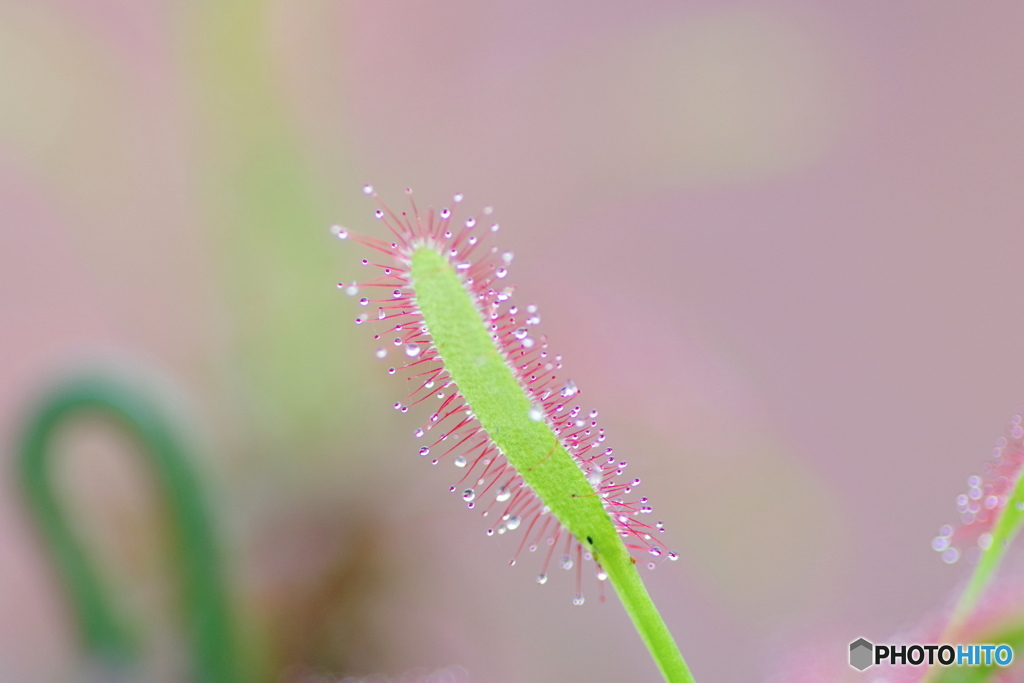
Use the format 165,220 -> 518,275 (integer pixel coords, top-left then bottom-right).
17,373 -> 239,683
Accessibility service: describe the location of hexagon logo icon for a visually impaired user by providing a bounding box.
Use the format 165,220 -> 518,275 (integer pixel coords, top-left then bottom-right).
850,638 -> 874,671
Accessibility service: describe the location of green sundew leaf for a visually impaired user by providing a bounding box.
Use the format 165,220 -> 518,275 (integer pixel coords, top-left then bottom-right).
954,475 -> 1024,621
409,246 -> 695,683
944,435 -> 1024,637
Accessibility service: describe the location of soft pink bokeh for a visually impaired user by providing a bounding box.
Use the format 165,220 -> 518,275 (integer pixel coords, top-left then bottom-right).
3,2 -> 1024,681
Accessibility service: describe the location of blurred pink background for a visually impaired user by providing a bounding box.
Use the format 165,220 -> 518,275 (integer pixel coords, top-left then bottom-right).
3,2 -> 1024,681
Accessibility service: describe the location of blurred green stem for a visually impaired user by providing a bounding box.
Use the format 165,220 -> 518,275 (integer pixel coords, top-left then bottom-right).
945,469 -> 1024,637
17,373 -> 239,683
926,440 -> 1024,682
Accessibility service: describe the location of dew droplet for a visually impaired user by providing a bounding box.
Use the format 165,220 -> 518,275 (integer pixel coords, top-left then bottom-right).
345,285 -> 359,297
502,251 -> 514,264
495,486 -> 512,502
419,447 -> 430,456
536,573 -> 548,585
528,406 -> 544,422
405,344 -> 422,358
496,267 -> 508,279
392,289 -> 403,299
414,428 -> 424,438
596,568 -> 608,581
375,348 -> 387,359
572,594 -> 585,606
454,456 -> 467,468
332,225 -> 348,239
942,547 -> 960,564
505,516 -> 521,531
561,380 -> 578,398
462,489 -> 476,502
978,532 -> 993,550
363,184 -> 374,195
560,555 -> 573,570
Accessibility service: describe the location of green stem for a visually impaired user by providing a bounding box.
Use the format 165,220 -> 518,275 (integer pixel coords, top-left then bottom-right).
604,551 -> 695,683
945,468 -> 1024,637
925,450 -> 1024,683
16,373 -> 240,683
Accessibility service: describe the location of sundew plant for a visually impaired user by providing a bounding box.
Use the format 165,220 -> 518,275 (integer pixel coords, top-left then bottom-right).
334,188 -> 694,683
334,189 -> 1024,683
934,418 -> 1024,639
